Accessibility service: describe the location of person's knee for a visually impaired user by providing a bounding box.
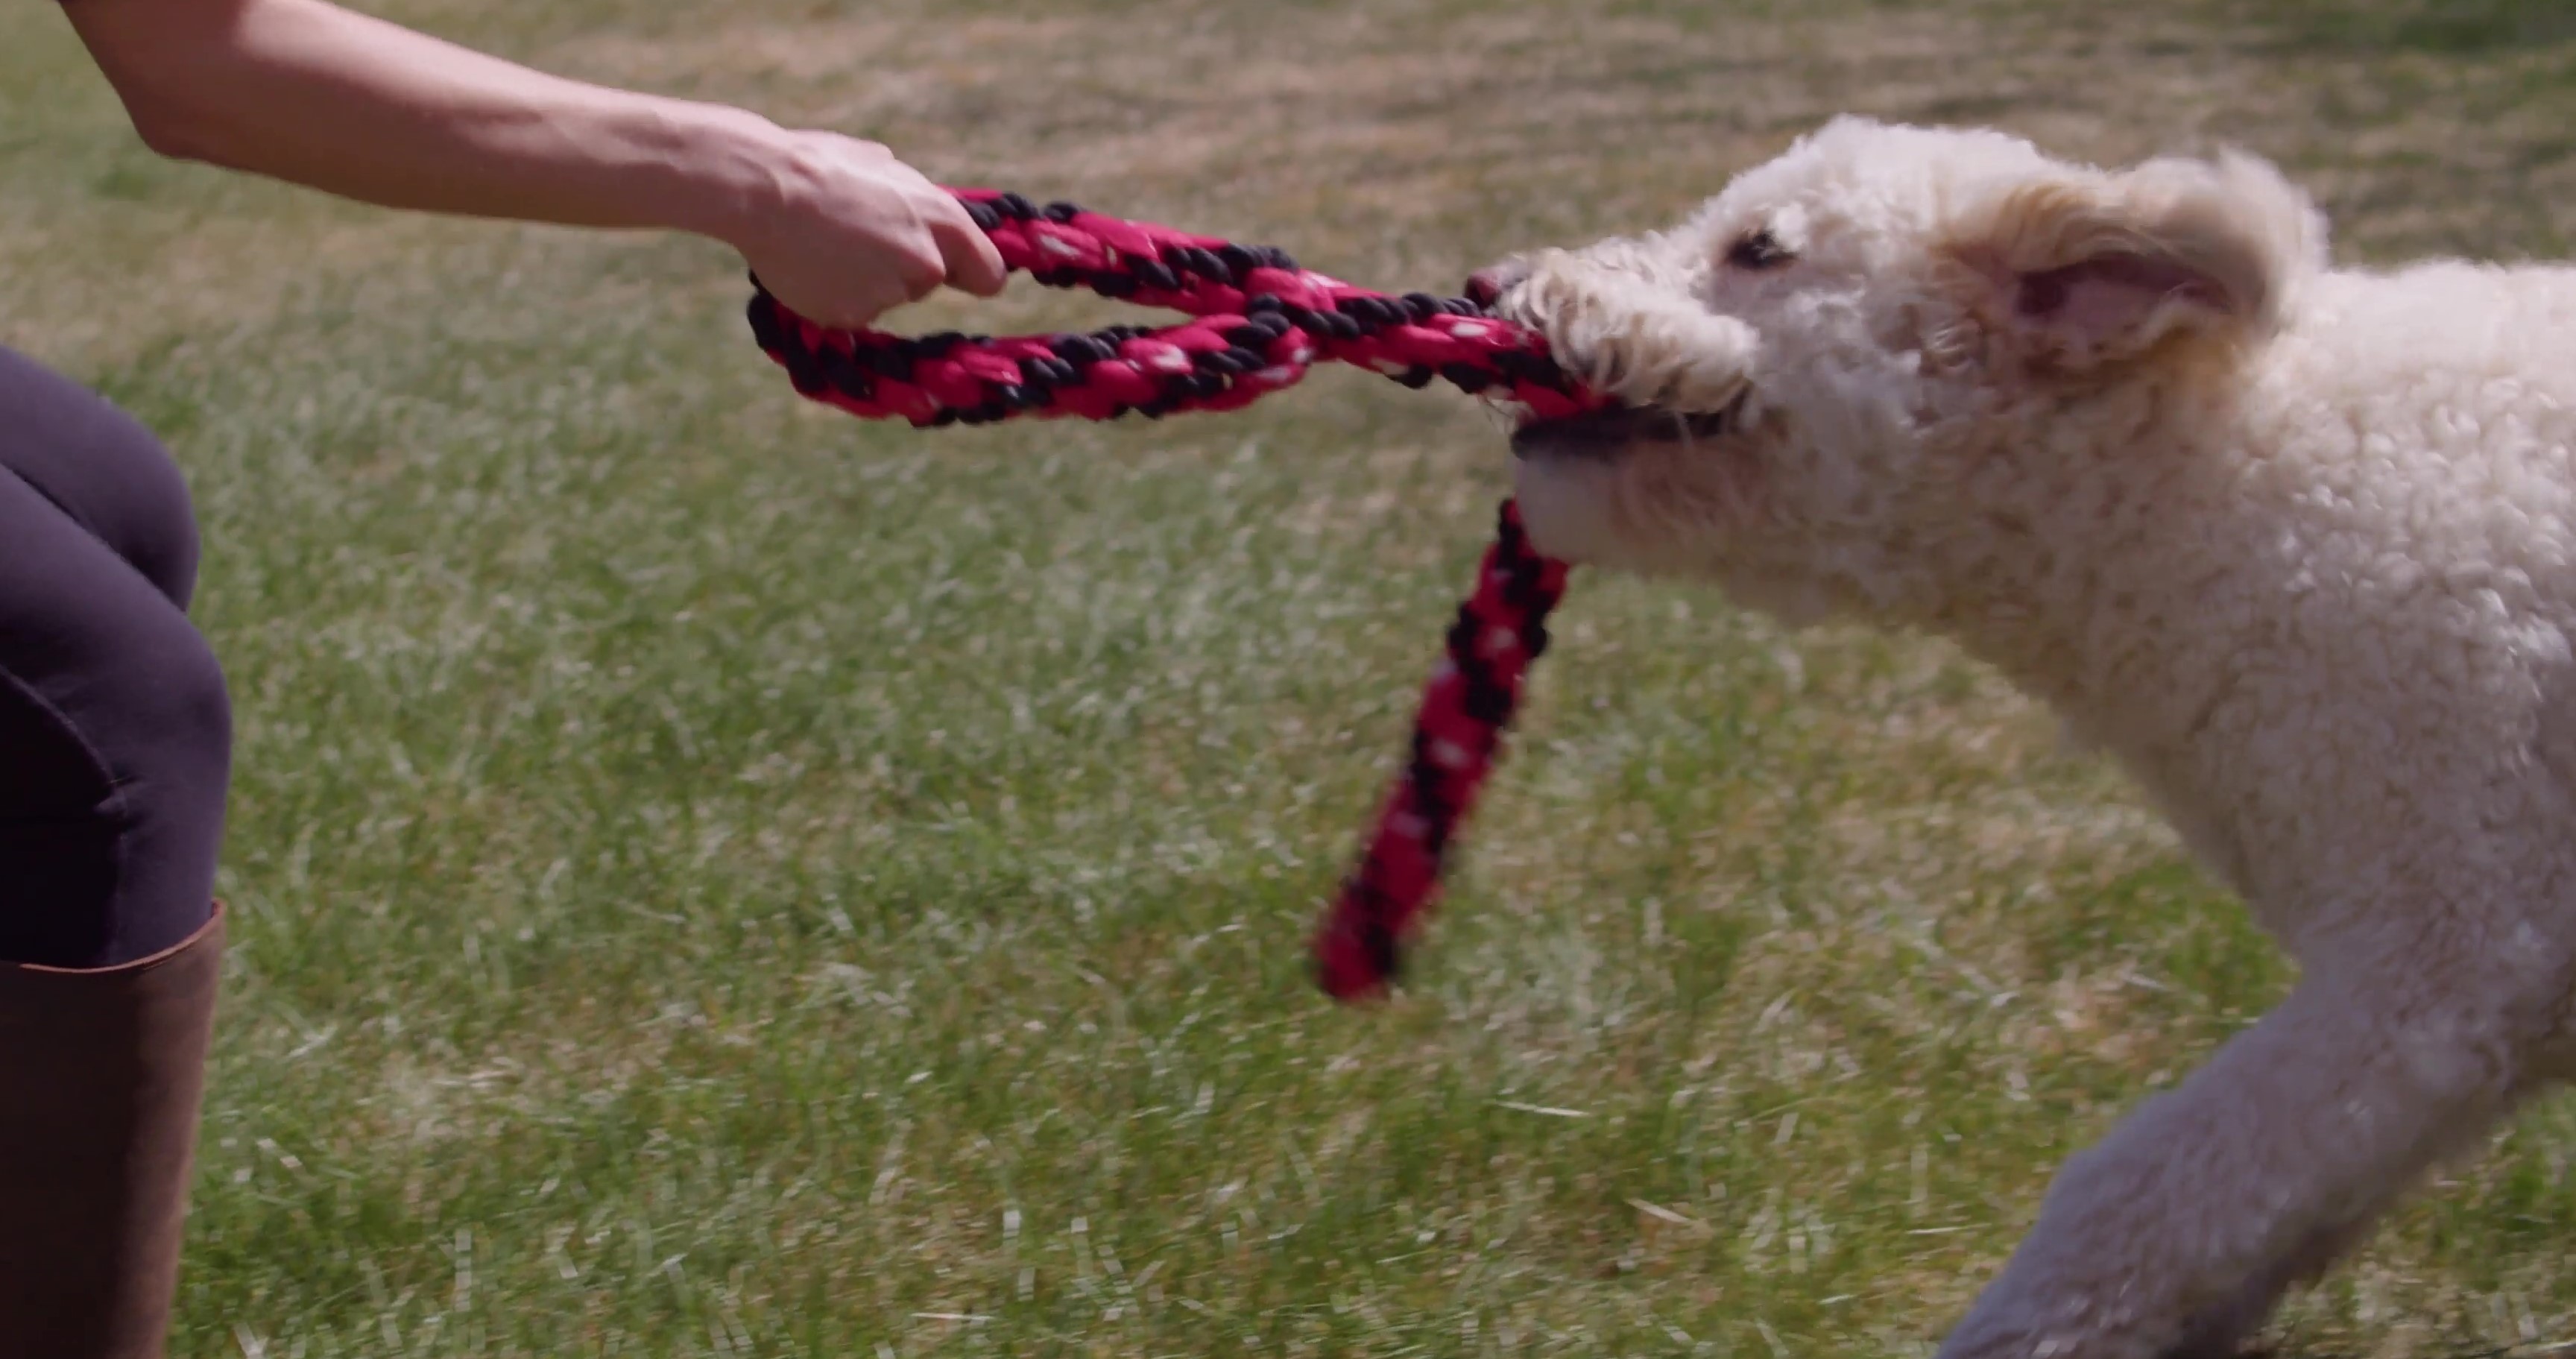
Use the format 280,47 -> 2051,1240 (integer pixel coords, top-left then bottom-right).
83,419 -> 201,615
89,610 -> 228,967
130,608 -> 231,800
0,348 -> 202,612
114,599 -> 232,850
0,601 -> 230,968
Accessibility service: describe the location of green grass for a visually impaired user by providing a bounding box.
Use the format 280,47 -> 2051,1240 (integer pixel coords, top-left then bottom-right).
9,0 -> 2576,1354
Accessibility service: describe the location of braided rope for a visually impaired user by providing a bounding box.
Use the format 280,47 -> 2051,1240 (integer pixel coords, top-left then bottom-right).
748,190 -> 1607,427
1311,500 -> 1567,999
748,189 -> 1596,1001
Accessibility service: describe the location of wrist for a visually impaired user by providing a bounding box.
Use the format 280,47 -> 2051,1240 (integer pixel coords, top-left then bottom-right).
639,100 -> 801,250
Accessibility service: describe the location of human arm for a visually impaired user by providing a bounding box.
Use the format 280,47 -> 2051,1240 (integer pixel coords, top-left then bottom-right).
60,0 -> 1005,327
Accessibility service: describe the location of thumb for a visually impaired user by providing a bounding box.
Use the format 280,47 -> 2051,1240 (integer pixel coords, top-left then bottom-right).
929,206 -> 1010,298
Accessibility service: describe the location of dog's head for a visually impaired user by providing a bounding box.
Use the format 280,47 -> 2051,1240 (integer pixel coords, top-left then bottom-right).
1480,116 -> 2326,625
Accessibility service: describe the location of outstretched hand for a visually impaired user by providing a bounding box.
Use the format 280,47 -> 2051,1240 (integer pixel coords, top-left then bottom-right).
64,0 -> 1007,331
727,132 -> 1007,329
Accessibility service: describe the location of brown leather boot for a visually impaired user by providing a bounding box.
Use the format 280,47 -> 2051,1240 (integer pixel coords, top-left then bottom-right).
0,904 -> 224,1359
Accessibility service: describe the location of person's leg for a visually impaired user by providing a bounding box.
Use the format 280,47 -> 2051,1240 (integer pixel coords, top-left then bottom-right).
0,344 -> 230,1359
0,910 -> 225,1359
0,344 -> 227,969
0,348 -> 201,612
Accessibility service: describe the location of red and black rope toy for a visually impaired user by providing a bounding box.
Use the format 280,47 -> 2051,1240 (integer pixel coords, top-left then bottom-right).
749,188 -> 1604,1001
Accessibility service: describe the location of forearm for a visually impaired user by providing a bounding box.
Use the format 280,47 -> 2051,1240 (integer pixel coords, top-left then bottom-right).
62,0 -> 1008,327
64,0 -> 786,245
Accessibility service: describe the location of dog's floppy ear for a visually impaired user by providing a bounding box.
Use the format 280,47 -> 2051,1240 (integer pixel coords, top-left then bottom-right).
1948,150 -> 2323,371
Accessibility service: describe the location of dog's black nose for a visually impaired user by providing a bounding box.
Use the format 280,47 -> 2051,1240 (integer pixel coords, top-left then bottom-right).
1465,260 -> 1530,309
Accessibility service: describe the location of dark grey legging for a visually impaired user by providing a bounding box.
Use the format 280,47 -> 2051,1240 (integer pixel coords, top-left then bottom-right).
0,346 -> 227,969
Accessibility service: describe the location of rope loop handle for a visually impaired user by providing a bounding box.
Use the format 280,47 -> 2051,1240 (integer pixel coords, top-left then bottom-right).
748,189 -> 1592,1002
749,189 -> 1607,427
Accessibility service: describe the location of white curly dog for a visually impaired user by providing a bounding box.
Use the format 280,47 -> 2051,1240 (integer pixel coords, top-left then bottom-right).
1474,116 -> 2576,1358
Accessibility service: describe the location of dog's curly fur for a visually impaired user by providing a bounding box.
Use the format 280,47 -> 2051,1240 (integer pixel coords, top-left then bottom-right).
1481,116 -> 2576,1358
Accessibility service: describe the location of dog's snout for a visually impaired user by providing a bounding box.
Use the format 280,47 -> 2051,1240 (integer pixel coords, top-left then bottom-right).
1465,260 -> 1531,308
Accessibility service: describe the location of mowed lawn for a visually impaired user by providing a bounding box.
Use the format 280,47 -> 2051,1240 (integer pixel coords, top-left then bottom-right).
10,1 -> 2576,1355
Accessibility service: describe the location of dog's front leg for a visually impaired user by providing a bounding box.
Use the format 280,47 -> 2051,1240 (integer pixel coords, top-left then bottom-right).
1936,971 -> 2528,1359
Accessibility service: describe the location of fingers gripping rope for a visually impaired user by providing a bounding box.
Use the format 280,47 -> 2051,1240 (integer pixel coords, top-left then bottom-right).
748,190 -> 1608,427
748,189 -> 1597,1001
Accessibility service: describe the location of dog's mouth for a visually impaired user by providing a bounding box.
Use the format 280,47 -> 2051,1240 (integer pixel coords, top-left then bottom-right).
1509,400 -> 1737,461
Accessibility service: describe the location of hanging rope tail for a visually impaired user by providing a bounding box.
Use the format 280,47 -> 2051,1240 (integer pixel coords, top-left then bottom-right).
1309,500 -> 1568,1000
748,189 -> 1605,1001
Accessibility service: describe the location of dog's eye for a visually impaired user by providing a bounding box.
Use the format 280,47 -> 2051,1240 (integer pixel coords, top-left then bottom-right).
1726,229 -> 1793,271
